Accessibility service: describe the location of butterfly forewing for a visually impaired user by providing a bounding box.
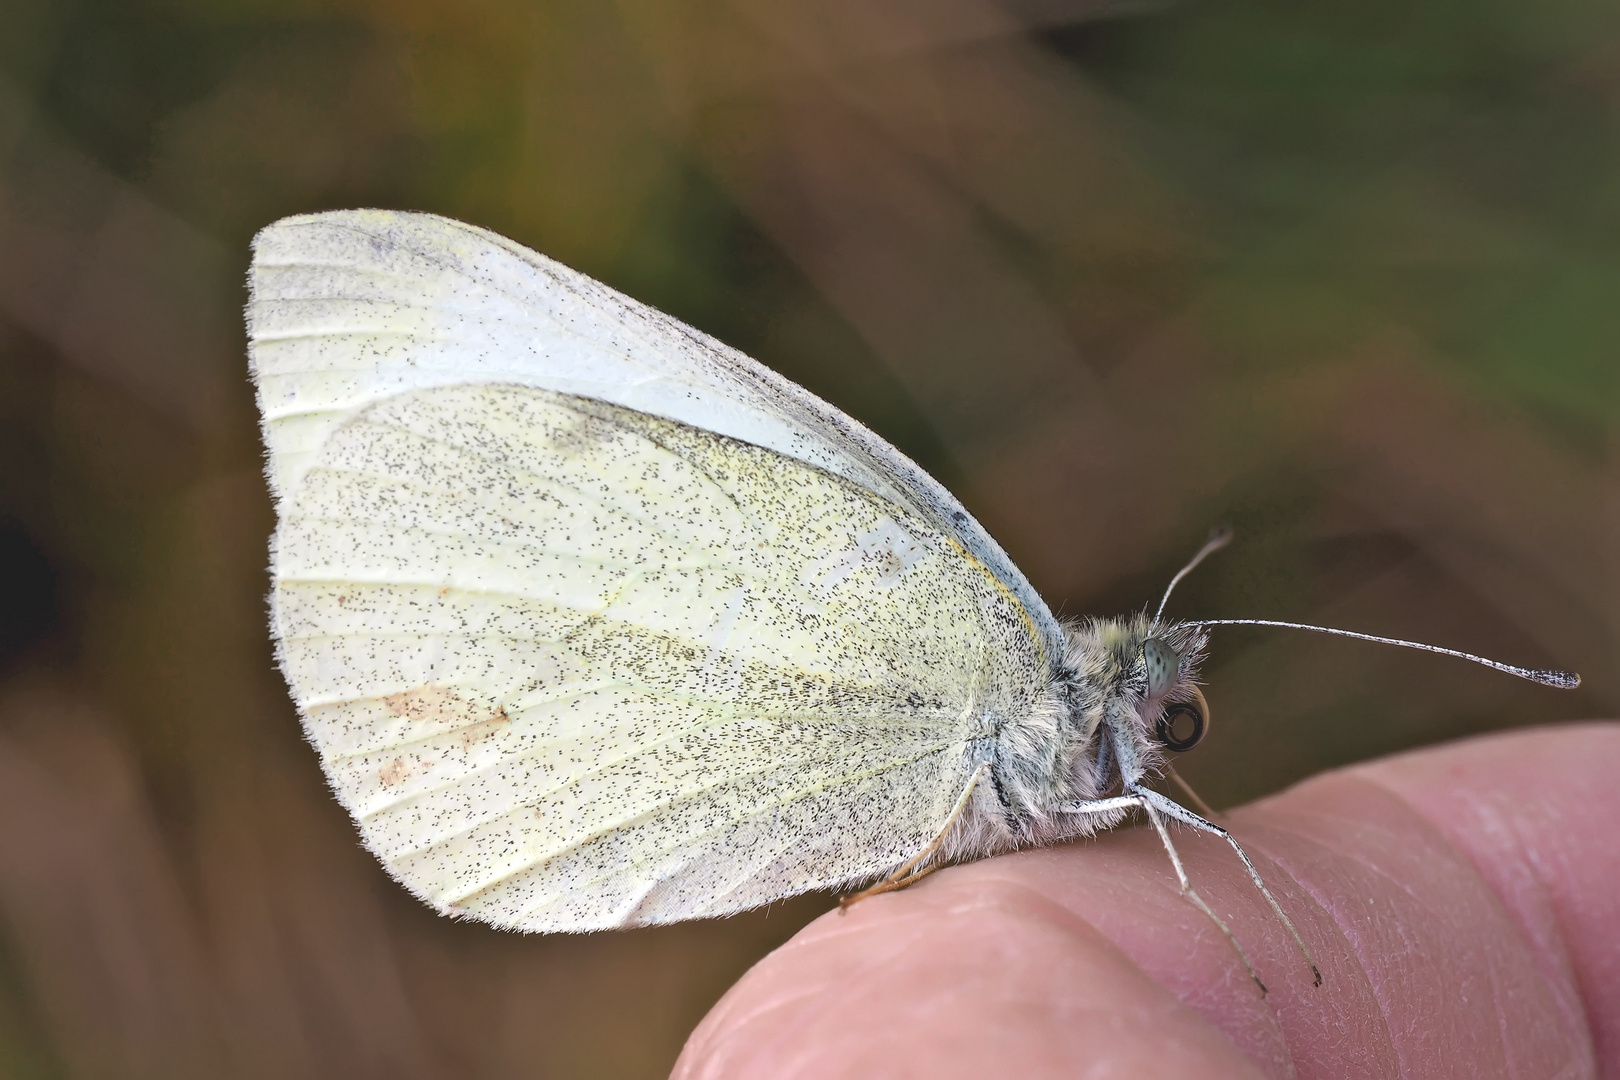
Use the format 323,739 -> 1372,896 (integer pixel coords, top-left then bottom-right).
249,210 -> 1063,657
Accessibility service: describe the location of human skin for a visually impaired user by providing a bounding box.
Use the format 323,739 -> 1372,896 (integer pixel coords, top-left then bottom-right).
672,723 -> 1619,1079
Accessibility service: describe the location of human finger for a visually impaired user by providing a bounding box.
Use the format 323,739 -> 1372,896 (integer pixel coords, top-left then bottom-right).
674,723 -> 1618,1079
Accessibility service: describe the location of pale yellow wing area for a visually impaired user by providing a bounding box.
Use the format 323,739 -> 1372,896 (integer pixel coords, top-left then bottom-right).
272,383 -> 1048,931
248,210 -> 1067,660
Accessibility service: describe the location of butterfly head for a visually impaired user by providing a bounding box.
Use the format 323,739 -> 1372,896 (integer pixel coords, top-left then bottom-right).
1033,614 -> 1212,808
1081,615 -> 1212,763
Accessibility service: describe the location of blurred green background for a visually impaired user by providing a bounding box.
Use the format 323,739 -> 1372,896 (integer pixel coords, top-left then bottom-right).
0,0 -> 1615,1076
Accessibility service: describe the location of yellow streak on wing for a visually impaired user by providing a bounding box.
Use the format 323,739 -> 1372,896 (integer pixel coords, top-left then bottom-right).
942,532 -> 1048,675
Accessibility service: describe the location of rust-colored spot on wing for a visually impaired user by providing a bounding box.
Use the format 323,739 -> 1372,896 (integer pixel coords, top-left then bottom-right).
383,685 -> 507,729
458,706 -> 511,750
378,757 -> 409,787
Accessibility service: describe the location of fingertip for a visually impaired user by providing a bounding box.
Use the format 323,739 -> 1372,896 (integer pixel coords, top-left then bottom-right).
674,874 -> 1269,1080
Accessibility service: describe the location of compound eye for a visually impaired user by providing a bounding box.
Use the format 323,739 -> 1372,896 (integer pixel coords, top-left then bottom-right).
1155,686 -> 1210,752
1143,637 -> 1180,699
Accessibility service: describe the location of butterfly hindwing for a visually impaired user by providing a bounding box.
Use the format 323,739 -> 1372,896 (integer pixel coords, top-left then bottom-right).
271,383 -> 1049,929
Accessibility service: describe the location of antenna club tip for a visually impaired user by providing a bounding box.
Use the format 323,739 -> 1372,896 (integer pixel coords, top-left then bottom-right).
1539,670 -> 1582,690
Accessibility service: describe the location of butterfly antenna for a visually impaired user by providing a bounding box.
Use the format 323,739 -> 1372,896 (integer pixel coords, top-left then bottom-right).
1153,527 -> 1233,628
1191,619 -> 1580,688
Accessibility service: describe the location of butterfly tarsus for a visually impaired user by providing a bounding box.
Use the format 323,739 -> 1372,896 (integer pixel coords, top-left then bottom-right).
1059,790 -> 1268,994
1133,793 -> 1268,995
1133,785 -> 1323,989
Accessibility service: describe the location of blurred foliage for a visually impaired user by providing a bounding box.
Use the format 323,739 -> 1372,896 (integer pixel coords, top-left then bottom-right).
0,0 -> 1615,1076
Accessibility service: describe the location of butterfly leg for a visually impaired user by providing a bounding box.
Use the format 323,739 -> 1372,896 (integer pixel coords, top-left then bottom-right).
1134,794 -> 1269,994
1061,792 -> 1265,992
840,764 -> 990,910
1132,785 -> 1321,988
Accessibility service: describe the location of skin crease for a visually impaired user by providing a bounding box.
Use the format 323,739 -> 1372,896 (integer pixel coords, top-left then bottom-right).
672,723 -> 1619,1080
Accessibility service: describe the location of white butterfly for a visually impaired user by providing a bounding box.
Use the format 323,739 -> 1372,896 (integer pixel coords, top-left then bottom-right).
249,210 -> 1576,991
